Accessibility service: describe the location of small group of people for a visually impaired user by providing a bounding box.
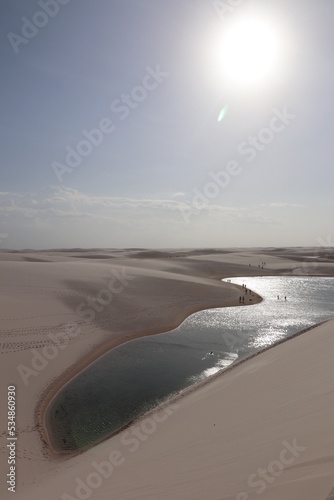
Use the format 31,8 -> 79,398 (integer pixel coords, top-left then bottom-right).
277,295 -> 287,300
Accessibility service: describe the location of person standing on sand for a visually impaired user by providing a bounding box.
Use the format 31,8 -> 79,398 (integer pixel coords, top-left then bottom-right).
277,295 -> 279,300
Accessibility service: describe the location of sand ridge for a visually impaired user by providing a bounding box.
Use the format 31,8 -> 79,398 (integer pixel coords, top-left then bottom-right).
0,247 -> 333,499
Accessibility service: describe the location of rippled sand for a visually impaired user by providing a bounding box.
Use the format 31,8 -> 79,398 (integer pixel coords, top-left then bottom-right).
1,247 -> 333,499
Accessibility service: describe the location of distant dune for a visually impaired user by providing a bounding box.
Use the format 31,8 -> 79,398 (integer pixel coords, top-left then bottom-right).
0,247 -> 333,499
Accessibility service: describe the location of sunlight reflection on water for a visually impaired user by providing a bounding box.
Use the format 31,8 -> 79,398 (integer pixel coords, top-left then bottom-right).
49,276 -> 334,452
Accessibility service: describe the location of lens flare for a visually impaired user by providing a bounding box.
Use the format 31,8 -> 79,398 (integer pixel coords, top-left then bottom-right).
218,104 -> 229,122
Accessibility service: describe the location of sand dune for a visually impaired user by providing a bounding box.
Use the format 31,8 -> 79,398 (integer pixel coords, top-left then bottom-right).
13,320 -> 334,500
0,248 -> 333,499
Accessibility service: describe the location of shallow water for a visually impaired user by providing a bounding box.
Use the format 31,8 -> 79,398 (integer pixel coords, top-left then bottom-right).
48,276 -> 334,452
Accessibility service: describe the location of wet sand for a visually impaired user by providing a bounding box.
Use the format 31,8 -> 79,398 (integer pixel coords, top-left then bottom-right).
1,247 -> 333,499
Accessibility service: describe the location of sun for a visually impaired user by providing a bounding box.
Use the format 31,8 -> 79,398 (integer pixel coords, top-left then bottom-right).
221,17 -> 280,85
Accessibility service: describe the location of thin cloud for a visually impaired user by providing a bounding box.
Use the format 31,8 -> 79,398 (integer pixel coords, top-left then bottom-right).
262,202 -> 304,209
0,187 -> 294,228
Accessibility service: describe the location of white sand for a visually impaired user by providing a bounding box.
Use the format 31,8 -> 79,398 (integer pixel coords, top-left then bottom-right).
16,320 -> 334,500
0,248 -> 333,500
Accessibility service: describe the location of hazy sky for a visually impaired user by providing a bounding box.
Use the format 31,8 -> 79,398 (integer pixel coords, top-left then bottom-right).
1,0 -> 333,249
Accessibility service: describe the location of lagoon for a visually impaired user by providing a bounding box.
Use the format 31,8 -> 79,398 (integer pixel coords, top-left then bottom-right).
47,276 -> 334,452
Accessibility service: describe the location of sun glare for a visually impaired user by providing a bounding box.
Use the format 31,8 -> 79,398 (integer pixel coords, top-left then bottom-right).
221,17 -> 280,85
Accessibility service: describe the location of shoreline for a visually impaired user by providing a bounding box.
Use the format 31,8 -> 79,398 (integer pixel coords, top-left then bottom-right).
2,249 -> 334,499
38,283 -> 262,455
164,316 -> 333,407
41,274 -> 333,456
44,316 -> 333,458
107,317 -> 334,500
22,317 -> 334,500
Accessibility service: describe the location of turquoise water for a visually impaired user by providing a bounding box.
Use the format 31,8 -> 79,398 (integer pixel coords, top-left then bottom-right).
48,277 -> 334,452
